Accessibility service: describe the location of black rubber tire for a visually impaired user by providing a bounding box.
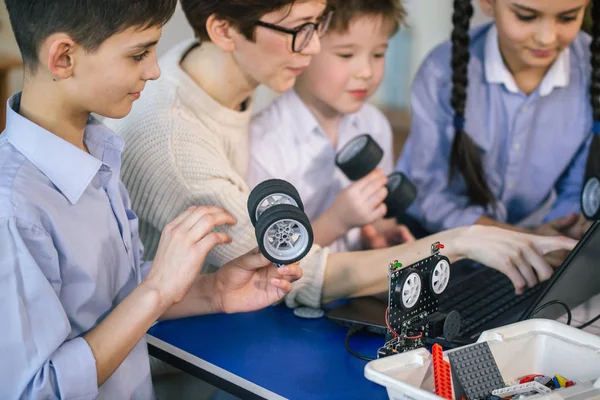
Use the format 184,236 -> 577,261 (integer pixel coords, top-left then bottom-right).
335,134 -> 384,181
394,268 -> 422,311
581,176 -> 600,220
443,310 -> 461,342
384,172 -> 417,219
428,256 -> 451,297
255,204 -> 314,265
248,179 -> 304,227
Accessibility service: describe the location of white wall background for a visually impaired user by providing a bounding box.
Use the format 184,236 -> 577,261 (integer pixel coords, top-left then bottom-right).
0,1 -> 24,95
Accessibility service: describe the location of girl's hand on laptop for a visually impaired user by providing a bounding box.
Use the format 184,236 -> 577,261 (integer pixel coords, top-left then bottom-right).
213,248 -> 303,314
461,226 -> 577,295
559,213 -> 591,241
533,213 -> 578,237
330,169 -> 388,230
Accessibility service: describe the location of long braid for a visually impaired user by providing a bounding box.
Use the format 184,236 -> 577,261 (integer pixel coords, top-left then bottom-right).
449,0 -> 495,206
586,0 -> 600,180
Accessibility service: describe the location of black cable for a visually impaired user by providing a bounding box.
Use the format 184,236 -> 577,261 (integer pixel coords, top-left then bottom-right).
344,327 -> 376,362
577,312 -> 600,329
529,300 -> 572,326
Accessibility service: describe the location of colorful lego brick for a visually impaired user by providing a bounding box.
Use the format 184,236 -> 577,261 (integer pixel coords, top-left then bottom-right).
533,376 -> 552,387
519,374 -> 543,384
432,344 -> 453,400
491,381 -> 551,398
448,342 -> 505,400
565,381 -> 575,388
555,374 -> 568,388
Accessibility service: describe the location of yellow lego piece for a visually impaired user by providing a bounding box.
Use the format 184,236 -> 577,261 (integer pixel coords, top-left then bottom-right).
555,374 -> 568,388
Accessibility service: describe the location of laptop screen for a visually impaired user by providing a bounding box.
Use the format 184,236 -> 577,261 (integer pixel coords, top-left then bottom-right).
522,220 -> 600,321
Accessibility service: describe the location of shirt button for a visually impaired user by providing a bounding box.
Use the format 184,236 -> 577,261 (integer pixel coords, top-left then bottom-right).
521,105 -> 529,112
507,182 -> 515,190
513,143 -> 521,151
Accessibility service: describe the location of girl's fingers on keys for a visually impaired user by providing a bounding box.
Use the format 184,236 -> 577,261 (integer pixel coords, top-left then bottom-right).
522,245 -> 553,282
499,260 -> 527,295
531,235 -> 577,255
515,259 -> 538,289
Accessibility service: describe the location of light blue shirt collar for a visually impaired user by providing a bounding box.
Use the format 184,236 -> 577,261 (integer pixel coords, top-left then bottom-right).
484,24 -> 570,96
4,93 -> 124,205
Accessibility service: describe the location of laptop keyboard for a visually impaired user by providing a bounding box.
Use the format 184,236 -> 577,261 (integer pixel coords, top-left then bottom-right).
439,267 -> 546,336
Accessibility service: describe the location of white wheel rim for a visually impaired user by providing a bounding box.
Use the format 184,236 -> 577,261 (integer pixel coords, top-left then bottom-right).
338,136 -> 368,164
255,193 -> 299,221
431,260 -> 450,295
402,272 -> 422,308
263,218 -> 310,262
582,177 -> 600,218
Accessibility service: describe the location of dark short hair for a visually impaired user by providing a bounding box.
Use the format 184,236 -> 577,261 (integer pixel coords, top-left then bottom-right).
180,0 -> 308,42
327,0 -> 406,35
4,0 -> 177,72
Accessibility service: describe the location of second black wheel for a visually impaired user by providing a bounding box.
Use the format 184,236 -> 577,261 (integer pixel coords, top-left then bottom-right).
384,172 -> 417,219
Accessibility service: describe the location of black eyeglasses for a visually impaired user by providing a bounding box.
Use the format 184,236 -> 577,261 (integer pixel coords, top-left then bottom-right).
255,11 -> 333,53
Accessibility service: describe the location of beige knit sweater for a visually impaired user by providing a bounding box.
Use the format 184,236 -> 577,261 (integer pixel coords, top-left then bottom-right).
105,40 -> 328,308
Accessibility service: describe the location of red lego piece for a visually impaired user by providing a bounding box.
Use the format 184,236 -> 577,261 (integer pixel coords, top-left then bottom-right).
565,381 -> 575,388
432,344 -> 453,400
519,374 -> 544,384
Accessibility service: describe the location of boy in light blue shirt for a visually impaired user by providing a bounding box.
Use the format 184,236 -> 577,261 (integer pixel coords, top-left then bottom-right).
0,1 -> 301,399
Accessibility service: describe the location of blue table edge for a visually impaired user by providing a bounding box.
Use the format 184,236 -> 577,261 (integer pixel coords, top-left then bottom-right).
146,334 -> 287,400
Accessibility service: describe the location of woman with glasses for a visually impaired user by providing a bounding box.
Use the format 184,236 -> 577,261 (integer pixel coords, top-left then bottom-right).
107,0 -> 576,311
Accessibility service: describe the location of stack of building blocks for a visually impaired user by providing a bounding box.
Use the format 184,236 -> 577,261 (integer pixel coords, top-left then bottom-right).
432,344 -> 453,400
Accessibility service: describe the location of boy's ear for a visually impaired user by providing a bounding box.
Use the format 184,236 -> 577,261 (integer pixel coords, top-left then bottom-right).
44,33 -> 77,80
206,14 -> 237,52
477,0 -> 494,18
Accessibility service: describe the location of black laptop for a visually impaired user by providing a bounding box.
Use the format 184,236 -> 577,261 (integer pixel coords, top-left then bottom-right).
326,220 -> 600,339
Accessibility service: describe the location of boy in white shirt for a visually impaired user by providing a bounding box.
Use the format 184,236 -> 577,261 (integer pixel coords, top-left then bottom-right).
249,0 -> 413,253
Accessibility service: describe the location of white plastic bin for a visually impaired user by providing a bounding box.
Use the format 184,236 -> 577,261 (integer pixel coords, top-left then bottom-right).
365,319 -> 600,400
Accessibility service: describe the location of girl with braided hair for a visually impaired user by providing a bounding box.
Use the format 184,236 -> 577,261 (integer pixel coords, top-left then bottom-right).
581,1 -> 600,222
398,0 -> 592,248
